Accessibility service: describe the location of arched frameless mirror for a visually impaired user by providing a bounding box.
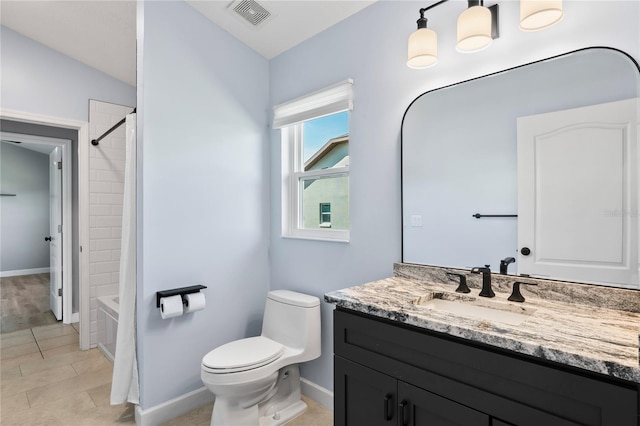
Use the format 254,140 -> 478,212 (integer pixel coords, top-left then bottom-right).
402,47 -> 640,289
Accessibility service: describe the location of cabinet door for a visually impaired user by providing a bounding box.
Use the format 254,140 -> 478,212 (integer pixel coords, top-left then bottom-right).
335,356 -> 397,426
491,420 -> 514,426
398,381 -> 489,426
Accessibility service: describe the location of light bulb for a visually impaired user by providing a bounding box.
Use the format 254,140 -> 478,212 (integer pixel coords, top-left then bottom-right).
407,27 -> 438,69
457,5 -> 493,53
520,0 -> 563,31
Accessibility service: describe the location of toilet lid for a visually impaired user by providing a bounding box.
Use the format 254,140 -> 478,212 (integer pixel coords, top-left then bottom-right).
202,336 -> 284,373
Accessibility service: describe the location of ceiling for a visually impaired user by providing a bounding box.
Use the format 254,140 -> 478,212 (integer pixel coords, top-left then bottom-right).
0,1 -> 137,86
1,140 -> 55,155
0,0 -> 376,88
186,1 -> 376,59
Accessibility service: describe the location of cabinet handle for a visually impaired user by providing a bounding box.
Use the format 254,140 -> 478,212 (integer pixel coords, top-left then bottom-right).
383,394 -> 393,421
400,400 -> 409,426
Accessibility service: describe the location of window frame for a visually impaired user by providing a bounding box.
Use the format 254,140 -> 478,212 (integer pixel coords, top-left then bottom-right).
275,79 -> 353,243
281,122 -> 350,242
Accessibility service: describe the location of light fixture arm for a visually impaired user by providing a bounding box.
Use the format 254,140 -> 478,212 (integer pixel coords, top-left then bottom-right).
415,0 -> 450,29
418,0 -> 450,17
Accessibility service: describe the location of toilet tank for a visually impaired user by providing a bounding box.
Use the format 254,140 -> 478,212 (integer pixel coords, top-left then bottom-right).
261,290 -> 321,360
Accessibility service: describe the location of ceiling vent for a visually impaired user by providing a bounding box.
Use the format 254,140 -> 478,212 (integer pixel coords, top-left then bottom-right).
229,0 -> 273,28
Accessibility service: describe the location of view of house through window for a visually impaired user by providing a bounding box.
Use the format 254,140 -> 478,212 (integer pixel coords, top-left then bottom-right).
300,111 -> 349,230
319,203 -> 331,227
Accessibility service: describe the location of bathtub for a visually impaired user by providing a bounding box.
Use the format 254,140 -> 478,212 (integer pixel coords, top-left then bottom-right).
97,295 -> 119,363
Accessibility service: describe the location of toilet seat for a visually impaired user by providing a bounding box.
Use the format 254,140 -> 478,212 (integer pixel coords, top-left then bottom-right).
202,336 -> 284,374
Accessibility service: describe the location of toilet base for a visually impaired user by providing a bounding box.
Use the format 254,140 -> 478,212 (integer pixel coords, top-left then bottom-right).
259,400 -> 307,426
208,365 -> 308,426
209,398 -> 307,426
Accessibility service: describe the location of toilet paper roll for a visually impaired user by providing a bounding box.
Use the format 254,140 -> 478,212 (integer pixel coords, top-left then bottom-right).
183,292 -> 206,313
160,295 -> 184,319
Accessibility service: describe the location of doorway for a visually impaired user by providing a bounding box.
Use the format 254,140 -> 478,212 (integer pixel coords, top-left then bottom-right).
0,132 -> 73,332
0,111 -> 89,349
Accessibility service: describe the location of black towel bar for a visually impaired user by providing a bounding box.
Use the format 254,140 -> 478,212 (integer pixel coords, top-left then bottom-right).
473,213 -> 518,219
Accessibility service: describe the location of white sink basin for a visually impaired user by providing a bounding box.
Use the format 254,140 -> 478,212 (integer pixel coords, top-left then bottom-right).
409,293 -> 536,326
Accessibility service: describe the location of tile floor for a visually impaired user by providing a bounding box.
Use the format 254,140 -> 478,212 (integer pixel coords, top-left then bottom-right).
1,322 -> 333,425
0,274 -> 57,333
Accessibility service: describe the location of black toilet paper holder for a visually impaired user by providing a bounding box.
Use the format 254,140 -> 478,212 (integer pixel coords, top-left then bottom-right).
156,285 -> 207,308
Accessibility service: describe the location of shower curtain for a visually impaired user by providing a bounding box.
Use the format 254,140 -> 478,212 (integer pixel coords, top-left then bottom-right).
111,113 -> 139,405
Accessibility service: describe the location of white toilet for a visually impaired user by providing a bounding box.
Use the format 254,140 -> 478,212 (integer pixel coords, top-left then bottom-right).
201,290 -> 321,426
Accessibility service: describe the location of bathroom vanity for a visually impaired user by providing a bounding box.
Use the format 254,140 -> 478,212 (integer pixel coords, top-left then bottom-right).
327,46 -> 640,425
325,263 -> 640,426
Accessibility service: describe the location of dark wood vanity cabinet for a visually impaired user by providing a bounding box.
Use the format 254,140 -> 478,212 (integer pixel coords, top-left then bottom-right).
335,356 -> 489,425
333,309 -> 639,426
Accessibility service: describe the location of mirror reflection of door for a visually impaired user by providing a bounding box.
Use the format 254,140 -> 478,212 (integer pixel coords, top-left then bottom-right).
517,98 -> 639,287
49,146 -> 63,320
401,47 -> 640,289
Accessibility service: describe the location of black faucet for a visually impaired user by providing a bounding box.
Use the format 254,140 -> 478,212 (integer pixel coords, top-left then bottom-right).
499,257 -> 516,274
445,272 -> 471,293
471,265 -> 494,298
508,281 -> 538,303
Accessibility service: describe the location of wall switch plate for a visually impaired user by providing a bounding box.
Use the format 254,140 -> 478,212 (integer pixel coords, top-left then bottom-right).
411,215 -> 423,227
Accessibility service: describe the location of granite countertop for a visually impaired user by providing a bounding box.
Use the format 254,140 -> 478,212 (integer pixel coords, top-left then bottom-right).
325,263 -> 640,383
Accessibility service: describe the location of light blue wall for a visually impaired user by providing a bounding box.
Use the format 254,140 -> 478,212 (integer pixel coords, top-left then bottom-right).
269,0 -> 640,392
138,1 -> 270,409
0,26 -> 135,122
0,143 -> 49,272
0,25 -> 136,314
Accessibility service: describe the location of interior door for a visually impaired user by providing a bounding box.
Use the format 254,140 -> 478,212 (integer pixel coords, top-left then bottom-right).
517,98 -> 639,287
49,146 -> 63,320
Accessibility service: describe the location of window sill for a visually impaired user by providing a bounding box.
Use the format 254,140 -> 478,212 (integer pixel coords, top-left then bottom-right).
281,234 -> 350,244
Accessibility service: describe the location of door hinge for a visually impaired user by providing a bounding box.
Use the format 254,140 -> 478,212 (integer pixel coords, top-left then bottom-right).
58,288 -> 62,297
57,161 -> 62,170
58,224 -> 62,233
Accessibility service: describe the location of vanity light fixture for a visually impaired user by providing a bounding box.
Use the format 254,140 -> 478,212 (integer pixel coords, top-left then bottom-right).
409,0 -> 563,69
407,11 -> 438,69
456,1 -> 499,53
519,0 -> 563,31
408,0 -> 499,69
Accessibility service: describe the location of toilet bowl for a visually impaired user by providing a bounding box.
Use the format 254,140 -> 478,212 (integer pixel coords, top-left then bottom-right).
201,290 -> 321,426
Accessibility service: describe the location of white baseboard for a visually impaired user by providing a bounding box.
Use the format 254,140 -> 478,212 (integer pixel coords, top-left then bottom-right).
301,377 -> 334,411
134,378 -> 333,425
69,312 -> 80,323
135,386 -> 215,426
0,267 -> 50,278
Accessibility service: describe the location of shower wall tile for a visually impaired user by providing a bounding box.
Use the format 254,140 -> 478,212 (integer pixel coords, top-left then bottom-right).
88,100 -> 133,348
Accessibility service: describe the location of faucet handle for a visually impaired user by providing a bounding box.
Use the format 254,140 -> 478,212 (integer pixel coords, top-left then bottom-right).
500,257 -> 516,274
445,272 -> 471,294
471,265 -> 491,274
508,281 -> 538,303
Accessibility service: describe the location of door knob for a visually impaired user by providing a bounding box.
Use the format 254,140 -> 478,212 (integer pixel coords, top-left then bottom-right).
521,247 -> 531,256
45,236 -> 52,242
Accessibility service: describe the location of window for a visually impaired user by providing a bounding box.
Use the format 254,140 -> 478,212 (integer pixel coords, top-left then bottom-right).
274,80 -> 352,241
319,203 -> 331,228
